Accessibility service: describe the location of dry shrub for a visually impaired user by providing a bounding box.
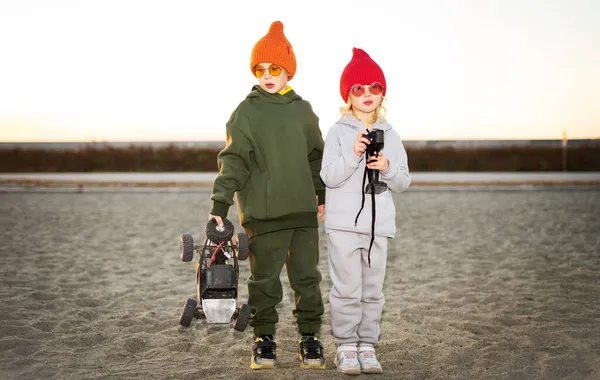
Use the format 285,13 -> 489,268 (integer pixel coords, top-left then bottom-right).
1,143 -> 598,172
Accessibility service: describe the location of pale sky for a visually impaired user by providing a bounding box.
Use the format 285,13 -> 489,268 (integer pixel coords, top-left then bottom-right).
1,0 -> 599,142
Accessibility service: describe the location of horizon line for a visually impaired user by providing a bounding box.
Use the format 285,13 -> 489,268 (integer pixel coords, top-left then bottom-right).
2,137 -> 600,144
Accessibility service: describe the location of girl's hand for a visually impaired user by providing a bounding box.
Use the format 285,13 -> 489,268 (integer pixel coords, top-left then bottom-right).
354,131 -> 371,157
318,204 -> 325,223
316,195 -> 325,222
367,152 -> 390,172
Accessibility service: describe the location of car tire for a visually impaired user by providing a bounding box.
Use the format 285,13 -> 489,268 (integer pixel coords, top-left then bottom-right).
179,234 -> 194,262
233,233 -> 250,260
205,218 -> 234,244
233,303 -> 251,332
179,298 -> 197,327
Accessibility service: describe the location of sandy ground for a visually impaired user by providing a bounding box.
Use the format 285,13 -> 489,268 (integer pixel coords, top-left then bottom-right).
2,171 -> 600,189
1,189 -> 599,379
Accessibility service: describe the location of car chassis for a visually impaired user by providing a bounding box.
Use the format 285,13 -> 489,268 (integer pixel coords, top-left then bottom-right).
178,218 -> 251,332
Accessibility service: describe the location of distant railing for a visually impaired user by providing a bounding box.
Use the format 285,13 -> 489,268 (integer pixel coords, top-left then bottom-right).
1,138 -> 599,151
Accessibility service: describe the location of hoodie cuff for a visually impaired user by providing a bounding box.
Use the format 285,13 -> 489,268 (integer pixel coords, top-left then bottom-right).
316,190 -> 325,206
380,161 -> 398,180
210,201 -> 230,218
343,148 -> 363,168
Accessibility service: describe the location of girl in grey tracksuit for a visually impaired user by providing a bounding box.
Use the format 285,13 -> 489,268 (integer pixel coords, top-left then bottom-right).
320,48 -> 411,375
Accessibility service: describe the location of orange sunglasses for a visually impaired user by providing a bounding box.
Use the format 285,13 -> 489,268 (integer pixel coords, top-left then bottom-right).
252,64 -> 283,78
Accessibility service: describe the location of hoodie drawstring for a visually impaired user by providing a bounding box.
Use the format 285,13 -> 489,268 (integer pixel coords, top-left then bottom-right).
354,153 -> 377,268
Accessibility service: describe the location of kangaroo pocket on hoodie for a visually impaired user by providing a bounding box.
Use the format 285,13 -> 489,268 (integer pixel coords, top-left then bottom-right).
324,188 -> 396,238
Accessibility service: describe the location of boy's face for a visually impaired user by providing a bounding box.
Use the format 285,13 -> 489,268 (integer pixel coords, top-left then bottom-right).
253,62 -> 289,94
349,84 -> 383,114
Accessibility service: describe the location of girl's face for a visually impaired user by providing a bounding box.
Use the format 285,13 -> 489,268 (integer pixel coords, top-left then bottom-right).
253,62 -> 290,94
349,83 -> 384,114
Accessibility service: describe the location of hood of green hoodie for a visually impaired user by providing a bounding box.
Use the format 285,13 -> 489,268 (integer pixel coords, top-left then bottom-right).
246,85 -> 302,104
336,114 -> 393,132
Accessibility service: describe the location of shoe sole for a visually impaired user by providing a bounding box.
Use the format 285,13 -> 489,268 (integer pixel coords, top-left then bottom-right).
334,356 -> 360,375
298,355 -> 326,369
250,358 -> 276,370
361,367 -> 383,374
338,368 -> 361,375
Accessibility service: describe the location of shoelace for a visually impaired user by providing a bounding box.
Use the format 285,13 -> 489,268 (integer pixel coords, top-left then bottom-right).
301,339 -> 322,359
255,339 -> 276,359
257,346 -> 275,359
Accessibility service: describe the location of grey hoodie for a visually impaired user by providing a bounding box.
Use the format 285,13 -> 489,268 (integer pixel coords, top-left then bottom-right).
320,114 -> 411,238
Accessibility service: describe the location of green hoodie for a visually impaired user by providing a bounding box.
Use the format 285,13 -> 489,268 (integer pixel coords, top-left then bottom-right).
210,85 -> 325,238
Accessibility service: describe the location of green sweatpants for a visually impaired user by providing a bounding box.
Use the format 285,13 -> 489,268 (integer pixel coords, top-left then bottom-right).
247,227 -> 324,337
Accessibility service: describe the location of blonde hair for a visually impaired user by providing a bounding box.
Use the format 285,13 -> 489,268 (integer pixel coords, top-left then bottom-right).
339,97 -> 387,124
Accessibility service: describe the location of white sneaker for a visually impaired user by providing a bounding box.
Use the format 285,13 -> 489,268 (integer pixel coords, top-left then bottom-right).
358,344 -> 383,374
334,344 -> 361,375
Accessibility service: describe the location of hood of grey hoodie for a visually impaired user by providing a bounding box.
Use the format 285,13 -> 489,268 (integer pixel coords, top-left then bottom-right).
335,114 -> 393,133
320,114 -> 410,238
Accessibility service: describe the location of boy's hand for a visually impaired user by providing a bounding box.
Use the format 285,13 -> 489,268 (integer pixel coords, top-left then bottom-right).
354,131 -> 370,157
208,214 -> 223,226
367,152 -> 390,172
318,204 -> 325,223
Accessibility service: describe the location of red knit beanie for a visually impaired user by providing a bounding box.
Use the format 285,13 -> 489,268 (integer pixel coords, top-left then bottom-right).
339,48 -> 387,103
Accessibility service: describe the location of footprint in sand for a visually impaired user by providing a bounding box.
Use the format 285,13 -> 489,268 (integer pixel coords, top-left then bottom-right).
30,291 -> 58,301
32,320 -> 56,332
75,297 -> 104,308
122,336 -> 147,353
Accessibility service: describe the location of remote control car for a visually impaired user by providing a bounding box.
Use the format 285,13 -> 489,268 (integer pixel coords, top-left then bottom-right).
178,218 -> 251,332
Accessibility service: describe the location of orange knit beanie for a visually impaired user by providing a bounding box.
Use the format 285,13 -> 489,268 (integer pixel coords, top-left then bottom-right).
250,21 -> 297,80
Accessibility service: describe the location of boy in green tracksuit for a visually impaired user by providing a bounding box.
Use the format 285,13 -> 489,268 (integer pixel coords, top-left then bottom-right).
208,21 -> 326,370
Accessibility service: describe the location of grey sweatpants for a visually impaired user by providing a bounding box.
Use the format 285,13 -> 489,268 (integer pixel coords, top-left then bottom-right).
327,230 -> 388,345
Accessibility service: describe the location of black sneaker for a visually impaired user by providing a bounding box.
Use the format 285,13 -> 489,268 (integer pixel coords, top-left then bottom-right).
298,335 -> 326,369
250,336 -> 276,369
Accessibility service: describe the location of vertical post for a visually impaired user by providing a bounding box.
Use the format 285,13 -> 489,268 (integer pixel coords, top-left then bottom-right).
562,130 -> 567,172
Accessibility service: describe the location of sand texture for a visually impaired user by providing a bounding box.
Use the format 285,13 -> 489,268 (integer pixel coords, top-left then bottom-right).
1,189 -> 599,379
